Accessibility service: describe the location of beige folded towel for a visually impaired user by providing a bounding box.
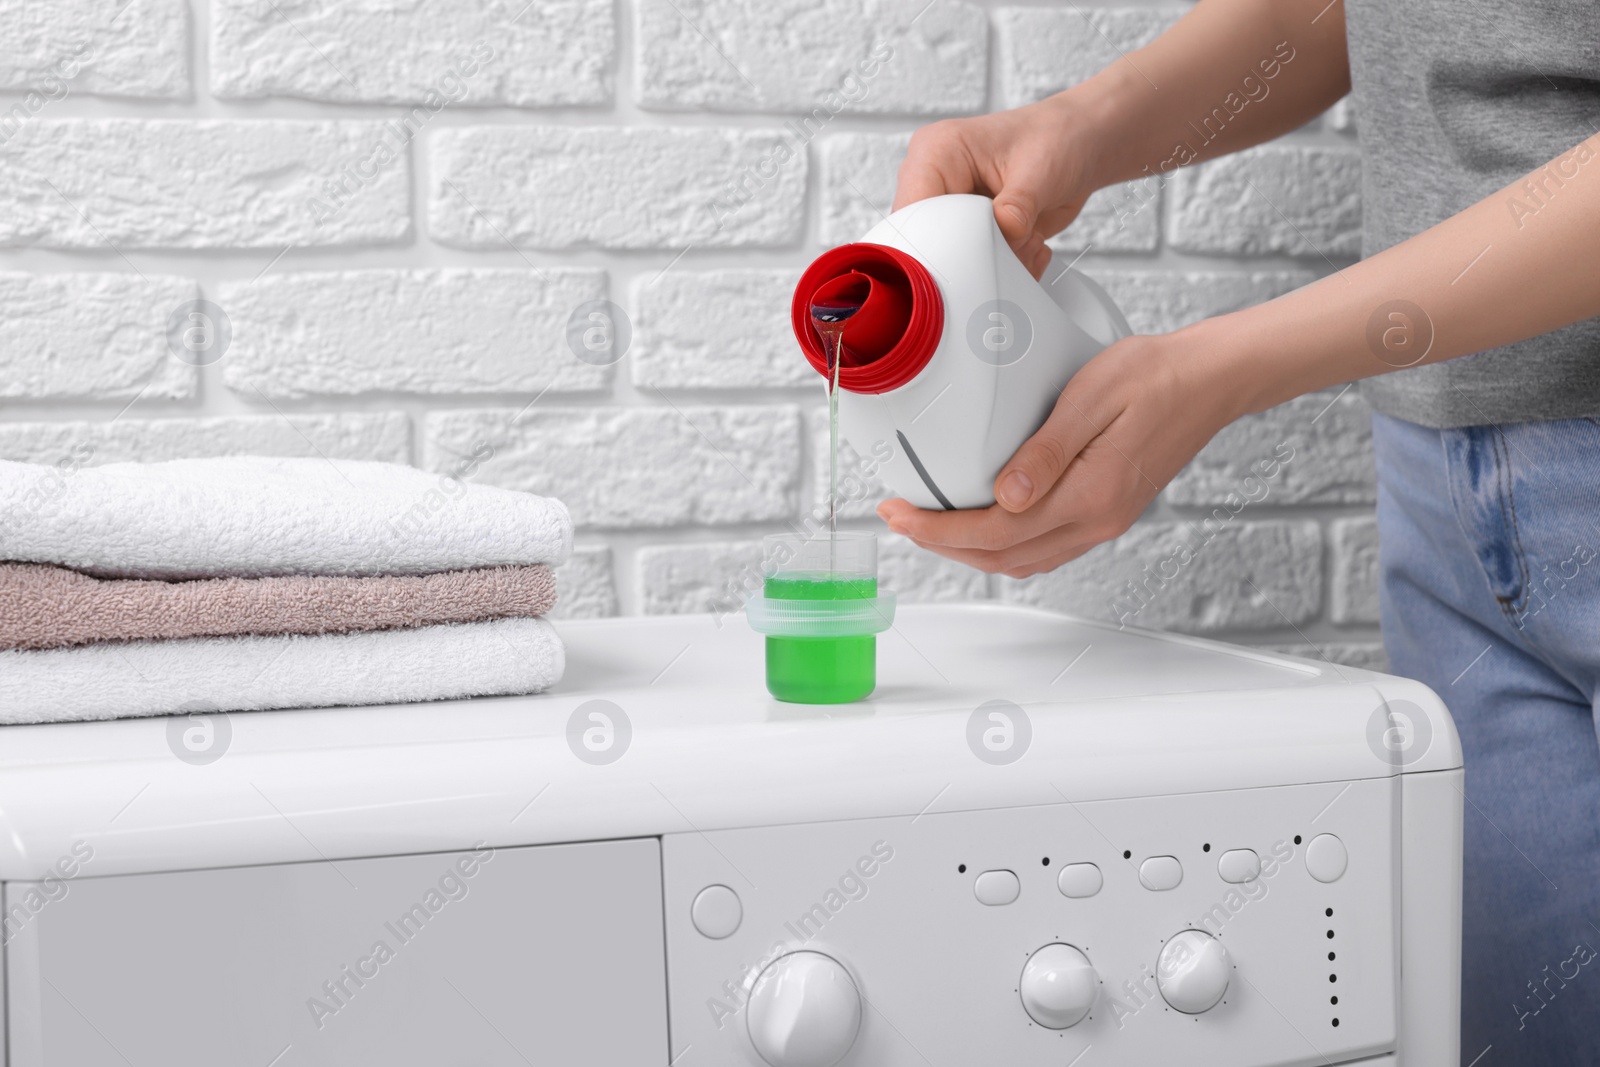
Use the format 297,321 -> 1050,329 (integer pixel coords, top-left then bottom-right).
0,562 -> 557,651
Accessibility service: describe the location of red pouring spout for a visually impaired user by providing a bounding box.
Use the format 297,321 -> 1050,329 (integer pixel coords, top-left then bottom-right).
792,243 -> 944,394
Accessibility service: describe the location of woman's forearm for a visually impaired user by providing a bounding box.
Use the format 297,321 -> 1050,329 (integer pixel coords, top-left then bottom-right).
1069,0 -> 1353,191
1201,131 -> 1600,417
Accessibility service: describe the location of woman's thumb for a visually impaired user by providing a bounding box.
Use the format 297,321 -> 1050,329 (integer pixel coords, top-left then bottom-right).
992,189 -> 1039,251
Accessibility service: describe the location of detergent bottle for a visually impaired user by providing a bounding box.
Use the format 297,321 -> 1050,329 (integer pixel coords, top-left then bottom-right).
791,193 -> 1132,510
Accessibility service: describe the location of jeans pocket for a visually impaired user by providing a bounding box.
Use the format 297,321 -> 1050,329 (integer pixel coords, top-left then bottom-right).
1443,425 -> 1530,618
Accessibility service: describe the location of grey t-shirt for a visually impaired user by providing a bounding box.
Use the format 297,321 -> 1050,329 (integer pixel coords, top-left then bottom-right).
1345,0 -> 1600,428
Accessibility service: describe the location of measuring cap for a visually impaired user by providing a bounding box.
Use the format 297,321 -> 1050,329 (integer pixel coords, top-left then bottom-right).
745,591 -> 898,638
747,531 -> 896,638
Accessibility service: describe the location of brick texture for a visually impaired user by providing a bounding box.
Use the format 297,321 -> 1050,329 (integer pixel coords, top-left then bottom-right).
1168,145 -> 1363,257
1001,520 -> 1323,634
995,6 -> 1185,107
0,120 -> 410,249
632,270 -> 812,389
635,0 -> 987,114
1166,390 -> 1376,506
1088,269 -> 1316,336
221,270 -> 611,398
636,540 -> 764,616
211,0 -> 613,105
1331,516 -> 1381,624
0,273 -> 193,400
0,413 -> 410,465
421,406 -> 801,528
0,0 -> 189,99
429,127 -> 807,250
550,546 -> 620,620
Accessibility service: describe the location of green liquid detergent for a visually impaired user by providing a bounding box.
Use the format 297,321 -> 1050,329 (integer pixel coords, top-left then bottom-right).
764,574 -> 878,703
761,287 -> 878,703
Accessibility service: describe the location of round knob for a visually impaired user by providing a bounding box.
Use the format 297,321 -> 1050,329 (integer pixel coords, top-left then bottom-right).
1019,943 -> 1098,1028
747,951 -> 861,1067
1157,930 -> 1231,1014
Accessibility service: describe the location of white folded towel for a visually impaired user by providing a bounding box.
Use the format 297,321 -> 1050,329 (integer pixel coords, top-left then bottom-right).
0,456 -> 572,579
0,617 -> 565,724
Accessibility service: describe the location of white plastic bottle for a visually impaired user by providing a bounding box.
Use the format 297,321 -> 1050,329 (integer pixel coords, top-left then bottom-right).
792,193 -> 1131,510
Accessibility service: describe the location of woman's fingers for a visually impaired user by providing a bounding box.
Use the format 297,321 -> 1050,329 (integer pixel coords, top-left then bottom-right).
902,523 -> 1097,576
1029,244 -> 1053,280
879,496 -> 1081,551
994,363 -> 1122,513
893,121 -> 974,210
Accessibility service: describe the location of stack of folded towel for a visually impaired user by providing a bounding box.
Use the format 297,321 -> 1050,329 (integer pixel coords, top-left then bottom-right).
0,456 -> 572,724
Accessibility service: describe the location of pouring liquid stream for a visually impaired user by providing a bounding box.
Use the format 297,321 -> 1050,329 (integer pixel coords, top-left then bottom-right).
810,294 -> 865,571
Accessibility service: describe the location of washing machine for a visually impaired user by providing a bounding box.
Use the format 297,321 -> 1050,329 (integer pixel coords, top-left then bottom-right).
0,604 -> 1461,1066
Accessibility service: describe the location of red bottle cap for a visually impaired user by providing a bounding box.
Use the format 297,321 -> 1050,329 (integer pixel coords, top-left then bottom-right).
792,243 -> 943,394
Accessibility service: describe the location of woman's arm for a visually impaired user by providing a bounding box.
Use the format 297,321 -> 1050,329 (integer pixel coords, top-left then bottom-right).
893,0 -> 1352,275
1213,131 -> 1600,415
882,129 -> 1600,576
1074,0 -> 1353,185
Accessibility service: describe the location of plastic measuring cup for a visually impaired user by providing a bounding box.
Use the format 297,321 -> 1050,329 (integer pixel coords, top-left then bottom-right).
745,531 -> 896,703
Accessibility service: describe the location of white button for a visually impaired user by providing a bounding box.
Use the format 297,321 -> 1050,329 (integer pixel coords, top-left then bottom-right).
1306,834 -> 1348,882
1139,856 -> 1183,891
747,952 -> 861,1067
974,869 -> 1020,905
691,884 -> 742,939
1057,862 -> 1103,899
1019,944 -> 1098,1028
1157,930 -> 1232,1014
1217,849 -> 1260,884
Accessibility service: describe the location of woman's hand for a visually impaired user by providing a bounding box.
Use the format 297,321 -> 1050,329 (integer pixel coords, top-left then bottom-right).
894,94 -> 1105,279
877,323 -> 1246,577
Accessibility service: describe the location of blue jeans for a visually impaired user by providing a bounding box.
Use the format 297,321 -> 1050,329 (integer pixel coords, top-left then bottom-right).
1374,411 -> 1600,1065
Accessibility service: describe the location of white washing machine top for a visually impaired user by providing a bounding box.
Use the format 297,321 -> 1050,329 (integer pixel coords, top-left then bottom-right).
0,605 -> 1459,881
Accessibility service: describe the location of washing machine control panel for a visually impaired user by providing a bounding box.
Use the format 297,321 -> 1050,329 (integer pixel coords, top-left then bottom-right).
663,778 -> 1396,1066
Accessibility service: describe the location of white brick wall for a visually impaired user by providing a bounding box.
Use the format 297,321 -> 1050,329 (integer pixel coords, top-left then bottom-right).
632,270 -> 812,389
429,126 -> 808,249
0,120 -> 411,248
0,1 -> 1378,661
0,412 -> 410,464
1168,145 -> 1363,257
1001,519 -> 1324,633
211,0 -> 615,105
994,6 -> 1185,108
221,269 -> 611,398
0,273 -> 195,399
420,406 -> 802,527
635,0 -> 988,114
0,0 -> 190,99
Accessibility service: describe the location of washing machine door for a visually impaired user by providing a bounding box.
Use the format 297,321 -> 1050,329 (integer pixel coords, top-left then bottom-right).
4,838 -> 667,1066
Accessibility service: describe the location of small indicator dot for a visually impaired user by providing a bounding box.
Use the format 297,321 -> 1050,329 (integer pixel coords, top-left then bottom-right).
1326,907 -> 1334,917
1294,835 -> 1303,845
1332,1018 -> 1341,1027
1327,930 -> 1335,939
1042,857 -> 1050,866
1203,843 -> 1211,852
1331,996 -> 1339,1005
1328,952 -> 1336,961
1329,974 -> 1338,984
958,864 -> 966,873
1123,849 -> 1132,859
